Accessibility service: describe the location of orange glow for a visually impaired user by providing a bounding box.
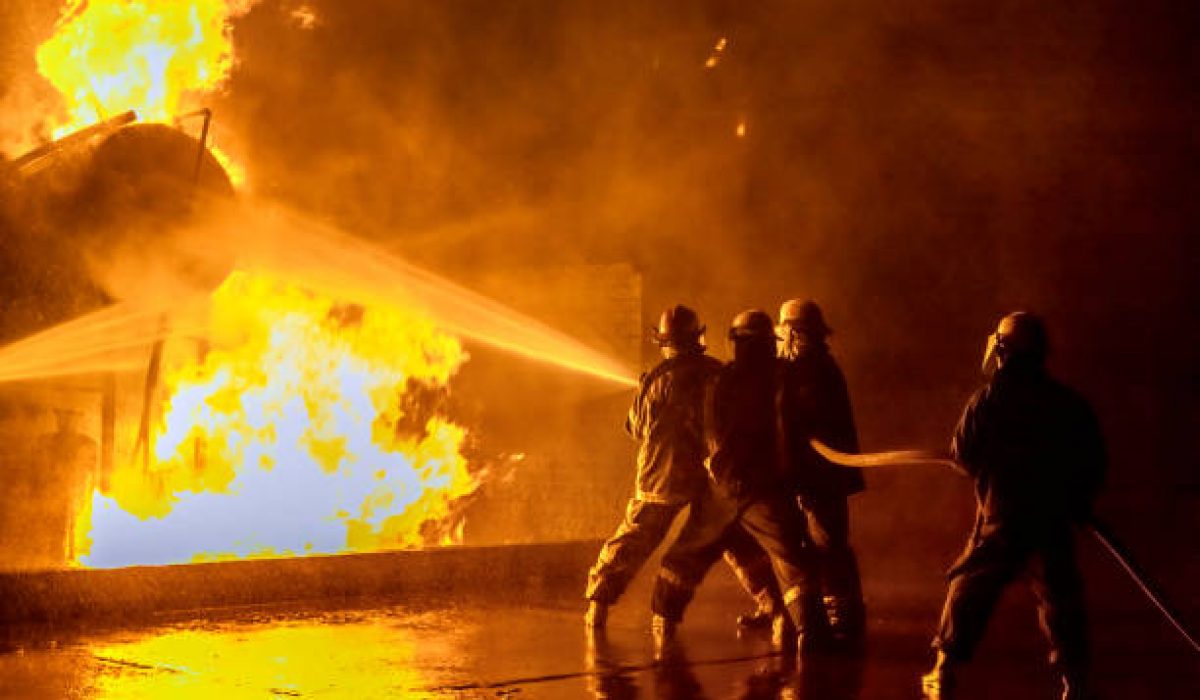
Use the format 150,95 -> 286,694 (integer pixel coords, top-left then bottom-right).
704,36 -> 728,69
87,620 -> 441,698
208,141 -> 247,187
290,5 -> 319,30
35,0 -> 251,182
80,271 -> 476,567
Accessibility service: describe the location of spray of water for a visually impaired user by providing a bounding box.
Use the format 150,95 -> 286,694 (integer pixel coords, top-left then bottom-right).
0,199 -> 639,389
236,204 -> 639,388
0,300 -> 209,383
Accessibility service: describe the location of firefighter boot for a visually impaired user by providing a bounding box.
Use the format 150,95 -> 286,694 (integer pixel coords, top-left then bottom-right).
799,588 -> 835,653
825,594 -> 867,653
920,651 -> 957,699
780,594 -> 826,656
651,613 -> 678,656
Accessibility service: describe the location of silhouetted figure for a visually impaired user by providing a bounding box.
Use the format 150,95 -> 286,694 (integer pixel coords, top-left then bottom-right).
585,305 -> 775,631
33,408 -> 97,565
922,312 -> 1106,700
650,310 -> 817,652
776,300 -> 866,648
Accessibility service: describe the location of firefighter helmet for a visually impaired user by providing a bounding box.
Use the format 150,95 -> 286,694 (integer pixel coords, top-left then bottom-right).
777,299 -> 832,338
652,304 -> 705,348
982,311 -> 1048,372
728,309 -> 777,341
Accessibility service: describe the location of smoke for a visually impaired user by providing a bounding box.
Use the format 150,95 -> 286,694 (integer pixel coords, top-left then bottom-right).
0,2 -> 60,156
215,2 -> 749,281
209,1 -> 1195,364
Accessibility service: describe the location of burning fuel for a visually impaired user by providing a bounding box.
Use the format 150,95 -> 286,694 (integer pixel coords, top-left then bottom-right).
35,0 -> 251,182
83,271 -> 474,567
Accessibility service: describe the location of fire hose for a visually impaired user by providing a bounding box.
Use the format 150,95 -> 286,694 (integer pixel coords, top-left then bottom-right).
810,439 -> 1200,655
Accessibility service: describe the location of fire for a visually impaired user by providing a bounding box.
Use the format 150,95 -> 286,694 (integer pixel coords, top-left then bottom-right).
79,271 -> 477,568
35,0 -> 251,181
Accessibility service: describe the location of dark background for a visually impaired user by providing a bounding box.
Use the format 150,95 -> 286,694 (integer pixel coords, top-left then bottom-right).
1,1 -> 1195,601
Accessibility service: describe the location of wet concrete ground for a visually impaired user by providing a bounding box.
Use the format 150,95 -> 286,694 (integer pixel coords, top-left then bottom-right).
0,558 -> 1195,699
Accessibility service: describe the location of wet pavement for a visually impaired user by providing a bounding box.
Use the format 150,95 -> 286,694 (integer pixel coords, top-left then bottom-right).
0,559 -> 1195,699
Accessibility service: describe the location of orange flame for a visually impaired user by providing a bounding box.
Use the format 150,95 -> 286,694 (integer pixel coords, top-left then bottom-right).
79,272 -> 476,567
36,0 -> 251,182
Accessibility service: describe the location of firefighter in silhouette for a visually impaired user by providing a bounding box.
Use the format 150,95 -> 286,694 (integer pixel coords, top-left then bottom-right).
648,310 -> 817,651
922,312 -> 1106,700
585,305 -> 775,630
775,300 -> 866,647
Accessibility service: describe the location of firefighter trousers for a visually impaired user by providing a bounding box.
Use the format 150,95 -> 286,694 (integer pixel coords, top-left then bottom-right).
934,519 -> 1088,672
720,493 -> 864,634
585,497 -> 775,606
802,494 -> 865,635
650,487 -> 816,630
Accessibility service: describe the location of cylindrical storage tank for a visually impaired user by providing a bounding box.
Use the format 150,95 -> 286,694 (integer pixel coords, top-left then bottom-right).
2,120 -> 236,342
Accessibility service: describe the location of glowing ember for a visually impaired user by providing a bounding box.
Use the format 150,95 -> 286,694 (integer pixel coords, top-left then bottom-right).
290,4 -> 319,30
79,271 -> 476,568
35,0 -> 251,181
704,36 -> 728,69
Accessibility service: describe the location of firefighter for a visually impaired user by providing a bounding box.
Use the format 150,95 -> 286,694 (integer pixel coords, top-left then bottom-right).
649,310 -> 817,651
584,305 -> 775,630
776,299 -> 866,647
922,312 -> 1106,700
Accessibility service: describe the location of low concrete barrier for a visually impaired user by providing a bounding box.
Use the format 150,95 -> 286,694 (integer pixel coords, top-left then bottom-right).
0,539 -> 601,625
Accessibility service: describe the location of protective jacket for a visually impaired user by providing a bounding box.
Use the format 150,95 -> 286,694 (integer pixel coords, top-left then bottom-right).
626,351 -> 723,503
653,353 -> 816,631
704,357 -> 788,498
779,344 -> 864,497
937,361 -> 1104,672
951,362 -> 1106,527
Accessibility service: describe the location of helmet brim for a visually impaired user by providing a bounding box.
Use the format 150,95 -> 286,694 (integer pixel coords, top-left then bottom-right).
728,329 -> 783,341
650,326 -> 706,347
777,320 -> 832,338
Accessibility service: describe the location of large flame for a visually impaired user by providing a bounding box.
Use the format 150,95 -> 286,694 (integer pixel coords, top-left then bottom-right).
35,0 -> 250,181
79,272 -> 477,568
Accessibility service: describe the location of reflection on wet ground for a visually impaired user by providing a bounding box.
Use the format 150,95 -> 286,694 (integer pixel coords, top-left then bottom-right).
0,563 -> 1195,699
585,632 -> 868,700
